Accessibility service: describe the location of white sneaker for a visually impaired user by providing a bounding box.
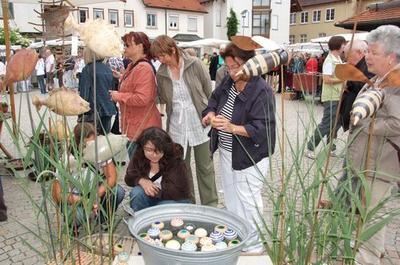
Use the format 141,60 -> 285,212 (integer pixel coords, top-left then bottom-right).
305,150 -> 315,160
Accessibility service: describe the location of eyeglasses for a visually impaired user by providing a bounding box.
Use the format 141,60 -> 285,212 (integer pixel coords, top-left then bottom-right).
143,147 -> 164,155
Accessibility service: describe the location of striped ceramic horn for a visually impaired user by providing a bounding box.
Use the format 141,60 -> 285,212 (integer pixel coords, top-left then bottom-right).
236,49 -> 288,79
351,88 -> 385,126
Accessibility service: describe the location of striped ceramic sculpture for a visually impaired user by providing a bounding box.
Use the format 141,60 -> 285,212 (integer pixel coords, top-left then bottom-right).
351,88 -> 385,126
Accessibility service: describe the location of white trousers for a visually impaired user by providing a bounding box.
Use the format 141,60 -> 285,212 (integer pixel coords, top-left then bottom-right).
356,178 -> 393,265
219,148 -> 269,251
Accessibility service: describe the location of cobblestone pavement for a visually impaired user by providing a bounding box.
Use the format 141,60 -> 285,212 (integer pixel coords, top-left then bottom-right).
0,90 -> 399,264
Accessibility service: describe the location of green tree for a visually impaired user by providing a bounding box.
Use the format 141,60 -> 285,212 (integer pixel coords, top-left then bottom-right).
226,8 -> 238,40
0,27 -> 31,47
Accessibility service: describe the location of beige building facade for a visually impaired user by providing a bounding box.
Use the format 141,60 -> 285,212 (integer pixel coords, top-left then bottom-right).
289,0 -> 377,44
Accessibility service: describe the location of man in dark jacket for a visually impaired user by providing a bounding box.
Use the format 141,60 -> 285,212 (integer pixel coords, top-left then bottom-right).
339,40 -> 374,131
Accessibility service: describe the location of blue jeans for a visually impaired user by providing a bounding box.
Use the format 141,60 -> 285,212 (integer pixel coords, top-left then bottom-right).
37,75 -> 46,94
129,186 -> 191,212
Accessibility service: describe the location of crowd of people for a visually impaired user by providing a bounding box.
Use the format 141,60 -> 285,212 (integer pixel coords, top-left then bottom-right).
0,24 -> 399,263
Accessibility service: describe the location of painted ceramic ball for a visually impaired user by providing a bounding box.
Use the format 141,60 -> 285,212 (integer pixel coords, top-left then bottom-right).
170,218 -> 184,229
209,231 -> 224,244
184,223 -> 196,233
177,229 -> 191,240
199,236 -> 213,247
153,239 -> 164,247
194,228 -> 208,238
147,227 -> 160,239
228,239 -> 241,247
139,232 -> 151,241
159,230 -> 173,241
201,244 -> 217,252
215,241 -> 228,250
223,228 -> 238,241
185,235 -> 199,245
151,221 -> 165,230
214,224 -> 227,234
181,241 -> 197,252
113,243 -> 124,254
165,239 -> 181,250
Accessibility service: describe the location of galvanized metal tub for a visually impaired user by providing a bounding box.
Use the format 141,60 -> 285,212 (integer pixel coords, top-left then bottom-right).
127,204 -> 251,265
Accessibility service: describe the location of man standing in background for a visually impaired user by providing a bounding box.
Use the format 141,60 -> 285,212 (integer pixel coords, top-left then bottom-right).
44,48 -> 55,91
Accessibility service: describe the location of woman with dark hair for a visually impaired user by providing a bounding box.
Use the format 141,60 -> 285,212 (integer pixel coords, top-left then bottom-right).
202,42 -> 276,254
125,127 -> 191,211
110,32 -> 161,159
150,35 -> 218,207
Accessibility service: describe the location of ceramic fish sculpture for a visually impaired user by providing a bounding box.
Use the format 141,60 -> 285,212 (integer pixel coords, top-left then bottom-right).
64,14 -> 122,58
83,134 -> 128,164
351,88 -> 385,126
49,120 -> 70,140
32,88 -> 90,116
235,49 -> 288,80
4,48 -> 38,87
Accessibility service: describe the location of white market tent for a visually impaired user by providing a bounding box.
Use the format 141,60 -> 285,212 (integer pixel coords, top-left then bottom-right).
178,38 -> 230,49
29,38 -> 85,49
310,32 -> 368,43
286,42 -> 327,55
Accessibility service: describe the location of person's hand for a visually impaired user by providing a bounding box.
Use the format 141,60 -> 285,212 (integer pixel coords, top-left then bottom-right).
109,90 -> 117,102
212,115 -> 234,133
202,112 -> 216,126
139,178 -> 160,197
92,203 -> 99,215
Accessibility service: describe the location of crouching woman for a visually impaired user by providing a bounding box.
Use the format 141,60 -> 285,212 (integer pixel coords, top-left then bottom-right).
125,127 -> 191,211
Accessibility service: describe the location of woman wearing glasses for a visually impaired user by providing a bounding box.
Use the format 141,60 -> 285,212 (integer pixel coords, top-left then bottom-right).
202,42 -> 276,254
110,32 -> 161,159
125,127 -> 191,211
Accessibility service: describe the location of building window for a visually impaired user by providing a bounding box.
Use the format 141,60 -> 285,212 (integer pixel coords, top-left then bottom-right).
93,8 -> 104,19
147,13 -> 157,28
319,32 -> 326,37
271,15 -> 278,30
300,11 -> 308,24
188,17 -> 197,32
300,34 -> 307,43
252,0 -> 271,7
252,11 -> 270,37
312,10 -> 321,23
216,9 -> 221,27
289,35 -> 295,44
168,15 -> 179,30
109,9 -> 119,26
124,10 -> 134,27
290,13 -> 296,25
0,3 -> 14,19
326,8 -> 335,21
78,8 -> 88,23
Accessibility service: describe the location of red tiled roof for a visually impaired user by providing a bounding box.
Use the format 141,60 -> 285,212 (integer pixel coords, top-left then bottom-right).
299,0 -> 345,7
336,6 -> 400,30
143,0 -> 207,13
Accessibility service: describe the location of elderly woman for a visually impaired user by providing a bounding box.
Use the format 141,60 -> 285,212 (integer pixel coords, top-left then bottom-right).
150,35 -> 218,207
202,42 -> 276,254
346,25 -> 400,265
79,48 -> 116,135
110,32 -> 161,159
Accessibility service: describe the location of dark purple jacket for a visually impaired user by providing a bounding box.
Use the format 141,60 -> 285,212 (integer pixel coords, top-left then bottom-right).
203,75 -> 276,170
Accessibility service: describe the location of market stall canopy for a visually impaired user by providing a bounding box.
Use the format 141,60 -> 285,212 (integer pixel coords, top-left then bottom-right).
29,38 -> 84,49
178,38 -> 230,48
310,33 -> 368,43
286,42 -> 327,55
8,0 -> 125,5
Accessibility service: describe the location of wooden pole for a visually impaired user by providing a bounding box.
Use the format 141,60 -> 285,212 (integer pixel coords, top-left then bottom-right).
1,0 -> 17,136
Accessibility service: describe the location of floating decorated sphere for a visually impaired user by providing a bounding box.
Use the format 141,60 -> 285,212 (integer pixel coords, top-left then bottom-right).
184,223 -> 196,233
228,239 -> 241,247
147,227 -> 160,239
159,230 -> 173,241
194,228 -> 208,238
185,235 -> 199,245
209,231 -> 224,244
177,229 -> 190,240
223,228 -> 238,241
151,221 -> 165,230
113,243 -> 124,254
165,239 -> 181,250
153,239 -> 164,247
215,241 -> 228,250
199,237 -> 213,247
201,244 -> 217,252
181,241 -> 197,251
170,218 -> 184,230
139,232 -> 151,241
214,224 -> 227,234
